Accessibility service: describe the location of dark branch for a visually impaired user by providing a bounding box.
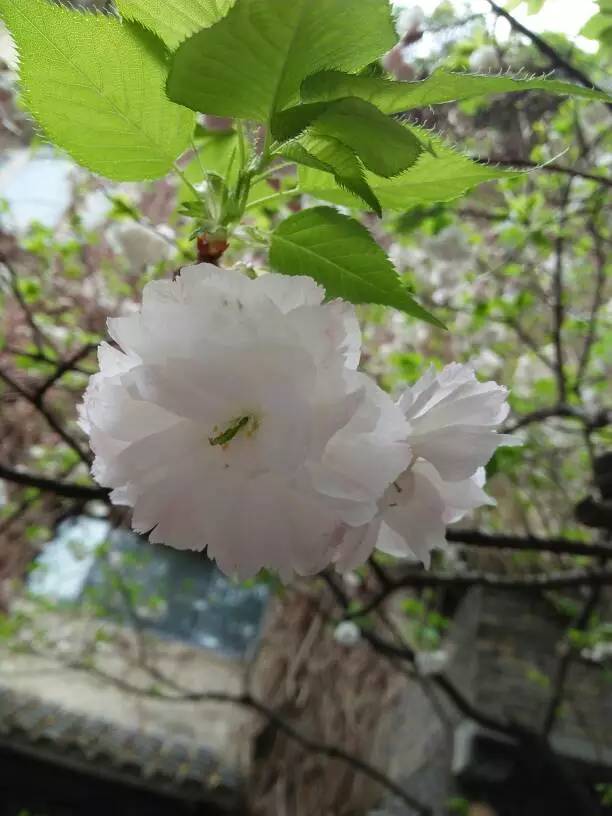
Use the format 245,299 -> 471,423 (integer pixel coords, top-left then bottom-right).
43,649 -> 433,816
446,528 -> 612,559
0,464 -> 109,502
322,574 -> 519,738
0,368 -> 91,465
576,224 -> 608,392
542,584 -> 603,736
551,180 -> 573,403
1,259 -> 58,355
33,344 -> 97,401
485,0 -> 612,108
474,157 -> 612,188
348,566 -> 612,621
504,405 -> 611,433
387,567 -> 612,592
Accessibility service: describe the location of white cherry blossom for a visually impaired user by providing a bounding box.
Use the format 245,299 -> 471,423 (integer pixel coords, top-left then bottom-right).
81,265 -> 411,581
333,620 -> 362,647
335,364 -> 519,571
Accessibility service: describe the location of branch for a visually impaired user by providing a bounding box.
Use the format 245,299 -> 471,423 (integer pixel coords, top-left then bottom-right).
322,574 -> 518,738
474,157 -> 612,188
504,405 -> 611,433
576,224 -> 608,392
542,584 -> 603,736
33,344 -> 97,401
26,647 -> 432,816
1,258 -> 58,355
0,464 -> 109,502
388,567 -> 612,592
348,566 -> 612,621
446,528 -> 612,559
551,180 -> 573,403
0,368 -> 91,465
485,0 -> 612,108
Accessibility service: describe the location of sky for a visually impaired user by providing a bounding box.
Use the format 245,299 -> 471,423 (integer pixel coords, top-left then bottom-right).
392,0 -> 599,51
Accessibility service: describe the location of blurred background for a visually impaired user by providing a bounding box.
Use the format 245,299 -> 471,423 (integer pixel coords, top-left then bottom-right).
0,1 -> 610,814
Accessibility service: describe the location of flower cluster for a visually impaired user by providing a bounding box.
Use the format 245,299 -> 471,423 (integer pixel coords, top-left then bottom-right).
81,266 -> 517,580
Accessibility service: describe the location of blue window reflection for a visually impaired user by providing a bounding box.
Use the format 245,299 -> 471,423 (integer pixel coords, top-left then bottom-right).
28,517 -> 268,659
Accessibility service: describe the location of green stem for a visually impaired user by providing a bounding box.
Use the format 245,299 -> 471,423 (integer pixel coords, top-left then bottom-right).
254,162 -> 296,183
246,189 -> 300,211
173,161 -> 200,201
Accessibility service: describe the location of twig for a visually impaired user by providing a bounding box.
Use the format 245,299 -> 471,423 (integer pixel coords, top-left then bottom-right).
474,157 -> 612,188
542,584 -> 602,736
485,0 -> 612,107
0,463 -> 109,502
0,368 -> 91,465
446,528 -> 612,560
575,224 -> 608,393
1,259 -> 58,355
504,405 -> 611,433
33,344 -> 96,401
322,574 -> 518,738
24,646 -> 432,816
346,567 -> 612,620
552,180 -> 573,403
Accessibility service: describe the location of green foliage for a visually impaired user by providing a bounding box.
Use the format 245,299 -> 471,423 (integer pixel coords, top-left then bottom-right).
270,207 -> 443,325
446,798 -> 470,816
115,0 -> 235,50
274,97 -> 423,177
0,0 -> 194,180
299,128 -> 518,210
278,137 -> 382,216
581,1 -> 612,49
402,597 -> 450,650
166,0 -> 395,121
301,67 -> 612,115
597,784 -> 612,806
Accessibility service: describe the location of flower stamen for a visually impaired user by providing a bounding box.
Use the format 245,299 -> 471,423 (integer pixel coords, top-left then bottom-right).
209,416 -> 251,447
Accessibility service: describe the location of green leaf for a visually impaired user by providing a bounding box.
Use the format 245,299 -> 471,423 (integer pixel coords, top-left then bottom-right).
581,12 -> 612,44
273,97 -> 423,178
301,67 -> 612,115
115,0 -> 235,51
269,207 -> 444,326
167,0 -> 395,121
299,128 -> 519,211
1,0 -> 194,181
271,101 -> 332,142
279,135 -> 382,216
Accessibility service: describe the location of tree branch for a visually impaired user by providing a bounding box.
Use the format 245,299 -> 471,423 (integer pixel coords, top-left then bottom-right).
576,224 -> 608,392
0,463 -> 109,502
551,180 -> 573,403
25,646 -> 432,816
542,583 -> 602,736
474,157 -> 612,188
446,528 -> 612,559
504,405 -> 611,433
347,567 -> 612,621
322,574 -> 519,738
485,0 -> 612,108
0,368 -> 91,465
33,343 -> 97,401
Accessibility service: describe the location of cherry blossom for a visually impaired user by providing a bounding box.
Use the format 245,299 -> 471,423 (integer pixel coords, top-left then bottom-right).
81,265 -> 410,580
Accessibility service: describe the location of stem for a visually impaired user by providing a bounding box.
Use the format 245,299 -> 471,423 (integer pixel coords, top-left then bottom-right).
173,161 -> 200,201
246,189 -> 300,211
254,161 -> 296,183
